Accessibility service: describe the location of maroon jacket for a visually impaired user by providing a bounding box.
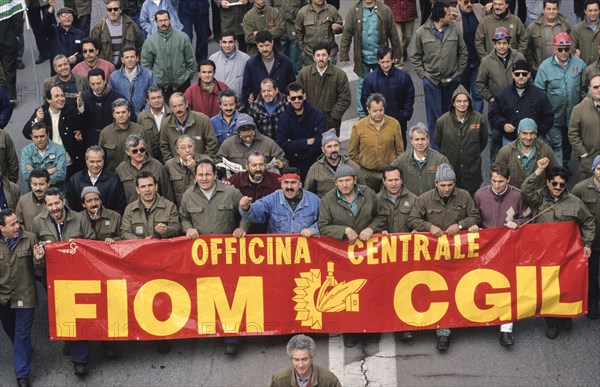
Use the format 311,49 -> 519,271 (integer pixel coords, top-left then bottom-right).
385,0 -> 418,23
184,80 -> 230,118
227,170 -> 281,234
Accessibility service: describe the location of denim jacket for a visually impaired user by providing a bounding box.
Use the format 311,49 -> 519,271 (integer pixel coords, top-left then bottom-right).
240,188 -> 320,235
109,65 -> 157,114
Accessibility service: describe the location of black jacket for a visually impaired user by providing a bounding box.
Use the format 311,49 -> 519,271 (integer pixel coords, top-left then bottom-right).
65,169 -> 126,214
488,82 -> 554,141
22,105 -> 85,171
43,9 -> 85,75
81,88 -> 129,147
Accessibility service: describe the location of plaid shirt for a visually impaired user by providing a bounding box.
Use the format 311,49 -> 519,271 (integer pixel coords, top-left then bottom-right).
247,94 -> 288,140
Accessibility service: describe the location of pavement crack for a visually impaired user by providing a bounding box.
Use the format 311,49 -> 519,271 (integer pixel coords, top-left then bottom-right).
360,343 -> 369,387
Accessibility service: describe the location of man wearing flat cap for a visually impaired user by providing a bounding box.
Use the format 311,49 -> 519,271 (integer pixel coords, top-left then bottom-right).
43,1 -> 86,75
488,59 -> 554,162
496,118 -> 559,189
407,163 -> 480,352
305,129 -> 364,198
80,186 -> 122,246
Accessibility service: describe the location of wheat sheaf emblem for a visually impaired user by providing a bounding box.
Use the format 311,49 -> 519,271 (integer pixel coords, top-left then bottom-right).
293,262 -> 367,329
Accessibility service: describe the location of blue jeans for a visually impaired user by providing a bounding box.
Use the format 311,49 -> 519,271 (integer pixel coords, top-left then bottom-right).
179,0 -> 211,62
281,39 -> 302,74
422,77 -> 460,150
71,341 -> 90,364
546,125 -> 565,166
357,62 -> 378,117
0,305 -> 35,378
460,62 -> 484,114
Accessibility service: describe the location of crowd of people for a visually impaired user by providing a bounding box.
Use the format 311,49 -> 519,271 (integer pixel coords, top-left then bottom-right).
0,0 -> 599,386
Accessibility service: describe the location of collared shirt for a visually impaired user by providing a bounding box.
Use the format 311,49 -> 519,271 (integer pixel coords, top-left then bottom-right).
336,185 -> 362,216
361,4 -> 379,64
295,369 -> 313,387
151,106 -> 166,131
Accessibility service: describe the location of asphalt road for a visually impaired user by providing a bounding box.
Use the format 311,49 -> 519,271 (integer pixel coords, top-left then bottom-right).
0,1 -> 598,386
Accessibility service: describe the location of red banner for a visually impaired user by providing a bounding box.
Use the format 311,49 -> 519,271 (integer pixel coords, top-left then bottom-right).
46,222 -> 588,341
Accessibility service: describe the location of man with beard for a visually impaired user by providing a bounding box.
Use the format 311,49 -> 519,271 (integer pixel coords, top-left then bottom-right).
407,163 -> 480,351
217,114 -> 287,173
80,186 -> 121,245
248,79 -> 289,140
78,68 -> 128,148
392,123 -> 449,197
210,90 -> 239,146
16,169 -> 50,231
434,85 -> 487,195
42,55 -> 89,112
209,30 -> 250,98
239,166 -> 320,235
65,146 -> 126,214
496,118 -> 558,189
521,158 -> 595,339
120,171 -> 180,240
32,187 -> 95,377
276,82 -> 326,181
488,60 -> 553,160
228,151 -> 281,233
23,86 -> 85,177
160,93 -> 218,162
116,135 -> 174,204
98,98 -> 150,171
297,43 -> 351,135
305,129 -> 364,198
475,0 -> 527,60
184,59 -> 230,118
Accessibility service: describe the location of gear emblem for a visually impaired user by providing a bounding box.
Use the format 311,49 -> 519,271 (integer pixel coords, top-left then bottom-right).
293,262 -> 367,329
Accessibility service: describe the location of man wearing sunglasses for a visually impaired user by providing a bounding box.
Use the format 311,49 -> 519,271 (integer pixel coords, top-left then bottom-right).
534,32 -> 587,168
90,0 -> 144,68
489,59 -> 553,160
521,157 -> 596,339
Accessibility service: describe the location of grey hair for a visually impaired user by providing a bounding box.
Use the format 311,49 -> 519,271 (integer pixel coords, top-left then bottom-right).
286,334 -> 317,358
366,92 -> 386,109
53,54 -> 68,65
111,98 -> 130,112
247,150 -> 265,161
124,134 -> 145,150
175,134 -> 195,147
407,122 -> 430,140
85,145 -> 105,159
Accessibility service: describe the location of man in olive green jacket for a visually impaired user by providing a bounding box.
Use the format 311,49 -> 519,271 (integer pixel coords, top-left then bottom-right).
526,6 -> 571,74
120,171 -> 180,240
407,163 -> 480,351
0,208 -> 45,387
378,165 -> 416,233
474,0 -> 527,60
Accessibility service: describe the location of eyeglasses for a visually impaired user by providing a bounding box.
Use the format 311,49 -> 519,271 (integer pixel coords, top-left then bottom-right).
513,71 -> 529,77
107,7 -> 120,12
289,95 -> 304,101
556,47 -> 570,53
130,147 -> 146,154
550,181 -> 566,188
82,49 -> 96,53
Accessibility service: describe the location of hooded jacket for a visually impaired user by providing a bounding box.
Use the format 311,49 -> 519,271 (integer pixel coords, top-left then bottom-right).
434,85 -> 487,193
